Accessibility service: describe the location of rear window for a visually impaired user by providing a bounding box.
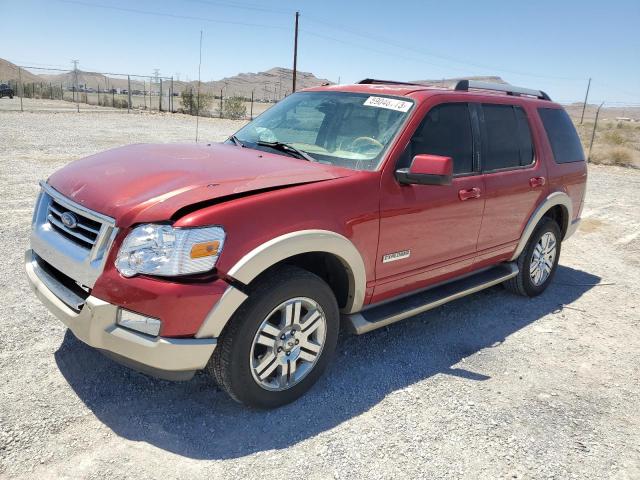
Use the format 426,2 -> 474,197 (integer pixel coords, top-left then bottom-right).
481,104 -> 534,171
538,108 -> 585,163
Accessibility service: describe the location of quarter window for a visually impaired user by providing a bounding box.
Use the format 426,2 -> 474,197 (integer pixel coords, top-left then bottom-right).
482,104 -> 534,171
402,103 -> 474,174
538,108 -> 585,164
515,107 -> 534,166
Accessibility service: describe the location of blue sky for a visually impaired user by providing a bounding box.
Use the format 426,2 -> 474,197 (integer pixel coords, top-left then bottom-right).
2,0 -> 639,104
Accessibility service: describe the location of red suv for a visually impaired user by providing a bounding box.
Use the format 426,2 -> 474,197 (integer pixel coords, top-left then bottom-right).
26,79 -> 587,408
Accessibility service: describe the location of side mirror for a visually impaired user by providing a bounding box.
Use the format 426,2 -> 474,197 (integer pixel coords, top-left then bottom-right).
395,154 -> 453,186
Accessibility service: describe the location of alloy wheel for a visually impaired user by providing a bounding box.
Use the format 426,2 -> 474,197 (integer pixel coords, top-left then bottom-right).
250,297 -> 327,391
530,231 -> 557,286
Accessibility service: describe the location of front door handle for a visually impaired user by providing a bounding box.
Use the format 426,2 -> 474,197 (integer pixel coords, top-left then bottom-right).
529,176 -> 546,188
458,187 -> 481,201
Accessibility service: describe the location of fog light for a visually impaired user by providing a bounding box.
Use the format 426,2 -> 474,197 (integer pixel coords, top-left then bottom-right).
117,309 -> 162,336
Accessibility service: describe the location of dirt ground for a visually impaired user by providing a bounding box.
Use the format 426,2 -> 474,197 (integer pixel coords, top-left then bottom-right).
0,110 -> 639,479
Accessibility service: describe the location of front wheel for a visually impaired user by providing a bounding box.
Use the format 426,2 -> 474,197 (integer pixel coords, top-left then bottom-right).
504,217 -> 561,297
208,265 -> 339,408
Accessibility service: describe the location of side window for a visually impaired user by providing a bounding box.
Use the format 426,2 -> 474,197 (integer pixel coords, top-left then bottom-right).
401,103 -> 474,174
515,107 -> 534,166
481,104 -> 521,170
538,108 -> 585,164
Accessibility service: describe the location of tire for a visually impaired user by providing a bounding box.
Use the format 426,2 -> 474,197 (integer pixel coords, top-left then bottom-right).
208,265 -> 339,408
504,217 -> 562,297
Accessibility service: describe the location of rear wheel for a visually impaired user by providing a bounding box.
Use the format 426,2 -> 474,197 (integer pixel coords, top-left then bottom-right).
504,217 -> 561,297
208,265 -> 339,408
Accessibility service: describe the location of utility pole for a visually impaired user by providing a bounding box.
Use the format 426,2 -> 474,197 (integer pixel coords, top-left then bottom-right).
220,84 -> 226,118
292,11 -> 299,93
18,67 -> 23,112
72,59 -> 79,103
250,88 -> 254,120
580,78 -> 591,125
588,102 -> 605,162
127,75 -> 131,113
195,30 -> 203,142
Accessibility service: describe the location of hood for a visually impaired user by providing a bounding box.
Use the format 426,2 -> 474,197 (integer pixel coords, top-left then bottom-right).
47,143 -> 351,226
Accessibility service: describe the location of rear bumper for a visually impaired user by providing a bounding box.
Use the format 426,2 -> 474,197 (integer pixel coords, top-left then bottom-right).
25,249 -> 216,380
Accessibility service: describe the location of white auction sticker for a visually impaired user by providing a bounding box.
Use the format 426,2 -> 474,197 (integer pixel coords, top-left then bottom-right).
363,96 -> 412,112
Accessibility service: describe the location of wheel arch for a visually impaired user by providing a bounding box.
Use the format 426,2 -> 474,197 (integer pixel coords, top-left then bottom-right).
196,230 -> 367,339
510,191 -> 572,261
228,230 -> 366,313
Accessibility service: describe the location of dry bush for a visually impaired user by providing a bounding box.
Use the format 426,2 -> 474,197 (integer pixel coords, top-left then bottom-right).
589,146 -> 639,168
112,98 -> 129,109
603,130 -> 626,145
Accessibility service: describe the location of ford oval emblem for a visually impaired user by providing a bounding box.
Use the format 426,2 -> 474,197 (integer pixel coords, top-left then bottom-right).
61,211 -> 78,229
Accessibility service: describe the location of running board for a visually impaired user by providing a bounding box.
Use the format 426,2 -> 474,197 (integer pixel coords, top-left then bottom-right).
344,263 -> 519,335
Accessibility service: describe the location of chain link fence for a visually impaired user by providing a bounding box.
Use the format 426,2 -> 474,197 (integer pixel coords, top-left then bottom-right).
1,65 -> 275,119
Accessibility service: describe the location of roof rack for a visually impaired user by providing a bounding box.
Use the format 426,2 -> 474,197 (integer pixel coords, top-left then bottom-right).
357,78 -> 424,87
454,80 -> 551,101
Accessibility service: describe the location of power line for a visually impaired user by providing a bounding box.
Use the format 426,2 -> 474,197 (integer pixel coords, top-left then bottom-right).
185,0 -> 290,14
304,15 -> 584,82
301,29 -> 477,75
56,0 -> 289,29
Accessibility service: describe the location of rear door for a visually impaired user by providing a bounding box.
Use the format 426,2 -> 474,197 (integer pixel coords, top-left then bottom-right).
475,102 -> 548,265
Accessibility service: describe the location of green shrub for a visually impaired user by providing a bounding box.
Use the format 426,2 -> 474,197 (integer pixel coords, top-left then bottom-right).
222,96 -> 247,119
181,89 -> 213,115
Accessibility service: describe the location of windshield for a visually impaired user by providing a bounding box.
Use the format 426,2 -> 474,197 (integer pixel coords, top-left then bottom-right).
232,91 -> 414,171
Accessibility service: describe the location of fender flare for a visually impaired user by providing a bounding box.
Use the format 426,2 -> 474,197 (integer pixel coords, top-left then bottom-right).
196,230 -> 367,338
510,191 -> 572,261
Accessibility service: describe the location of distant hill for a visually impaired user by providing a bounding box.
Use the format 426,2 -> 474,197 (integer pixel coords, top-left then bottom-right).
3,58 -> 512,100
411,76 -> 507,88
37,70 -> 136,91
0,58 -> 331,99
199,67 -> 332,100
0,58 -> 41,83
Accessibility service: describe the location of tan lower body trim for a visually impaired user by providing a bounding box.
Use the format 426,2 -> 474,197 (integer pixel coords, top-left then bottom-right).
25,250 -> 216,374
195,285 -> 248,338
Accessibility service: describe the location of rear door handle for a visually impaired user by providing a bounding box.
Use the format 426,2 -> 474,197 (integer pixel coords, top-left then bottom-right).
458,187 -> 481,201
529,176 -> 546,188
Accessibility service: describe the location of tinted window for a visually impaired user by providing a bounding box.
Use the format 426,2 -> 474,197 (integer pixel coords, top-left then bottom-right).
482,104 -> 521,170
538,108 -> 585,163
515,107 -> 534,166
402,103 -> 474,174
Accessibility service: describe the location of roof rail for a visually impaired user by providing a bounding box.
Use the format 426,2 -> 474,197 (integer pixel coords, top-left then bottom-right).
357,78 -> 424,87
454,80 -> 551,101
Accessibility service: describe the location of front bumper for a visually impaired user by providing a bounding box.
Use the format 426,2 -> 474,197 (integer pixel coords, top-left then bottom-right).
25,249 -> 216,380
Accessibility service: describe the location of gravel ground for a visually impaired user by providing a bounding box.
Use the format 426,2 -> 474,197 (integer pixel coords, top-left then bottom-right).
1,110 -> 639,479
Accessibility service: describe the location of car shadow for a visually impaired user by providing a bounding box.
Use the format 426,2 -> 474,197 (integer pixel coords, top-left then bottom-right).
55,265 -> 600,460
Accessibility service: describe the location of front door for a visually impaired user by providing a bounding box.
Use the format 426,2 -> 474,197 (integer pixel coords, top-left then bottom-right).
375,101 -> 485,302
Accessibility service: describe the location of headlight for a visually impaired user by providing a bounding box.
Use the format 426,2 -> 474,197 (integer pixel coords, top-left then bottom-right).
115,224 -> 225,277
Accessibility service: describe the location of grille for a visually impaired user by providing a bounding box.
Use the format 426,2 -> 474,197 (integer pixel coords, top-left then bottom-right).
47,198 -> 103,248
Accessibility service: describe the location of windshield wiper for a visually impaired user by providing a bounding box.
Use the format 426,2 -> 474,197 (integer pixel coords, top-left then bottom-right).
229,135 -> 245,147
256,141 -> 316,162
